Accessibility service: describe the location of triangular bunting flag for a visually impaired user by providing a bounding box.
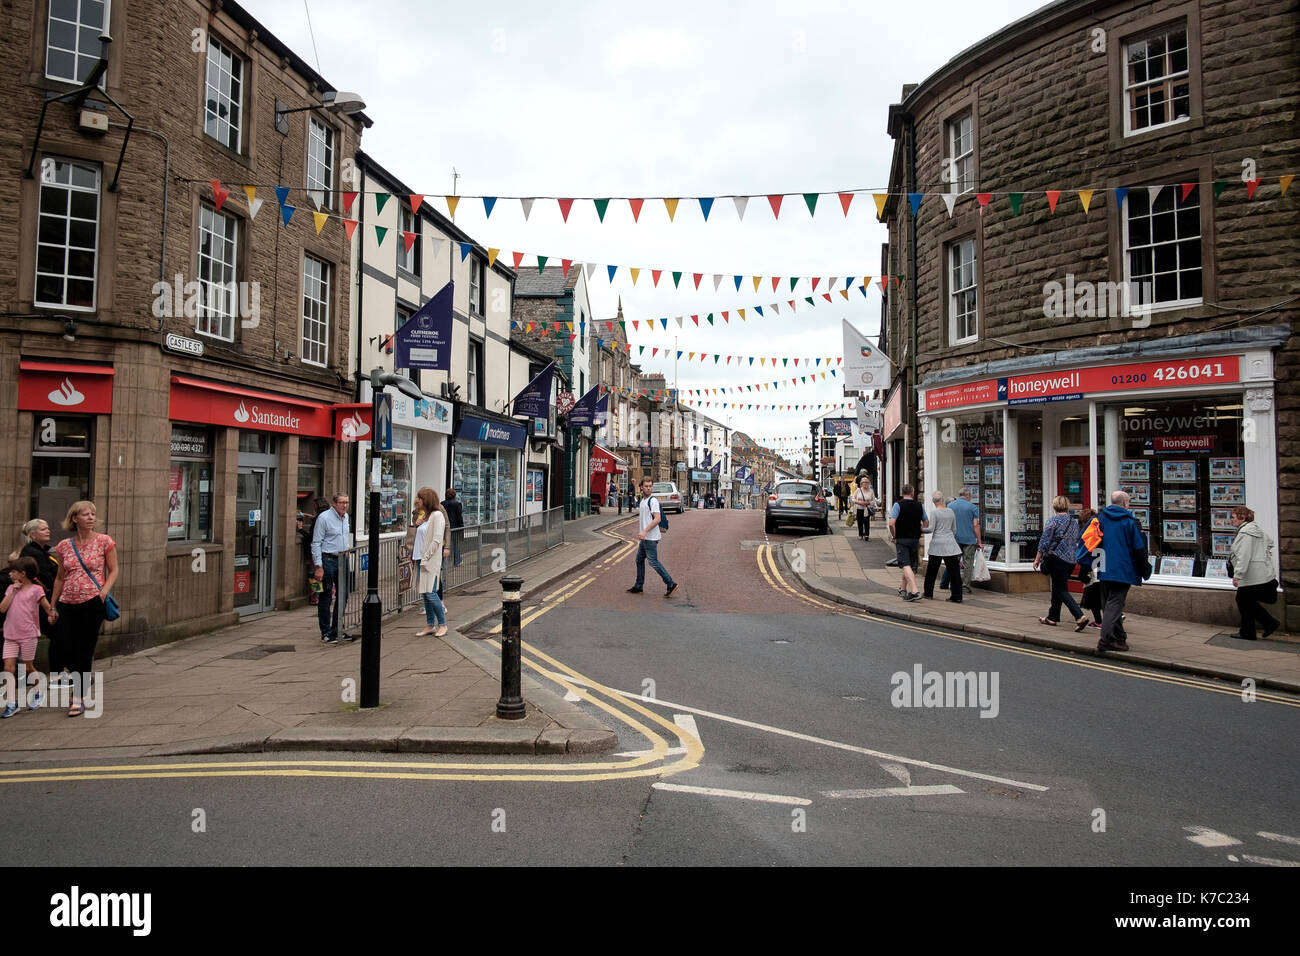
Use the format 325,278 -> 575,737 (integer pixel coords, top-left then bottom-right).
713,274 -> 723,292
511,251 -> 525,269
628,198 -> 644,222
274,185 -> 291,208
342,218 -> 359,241
941,192 -> 957,218
607,265 -> 618,282
459,242 -> 472,261
672,271 -> 683,288
557,198 -> 574,222
1147,185 -> 1163,205
768,194 -> 784,218
802,193 -> 818,216
872,193 -> 888,219
246,195 -> 264,221
594,198 -> 610,222
652,269 -> 662,287
445,196 -> 460,219
976,192 -> 992,214
908,192 -> 923,216
520,197 -> 534,220
483,196 -> 497,218
487,248 -> 500,269
408,194 -> 424,215
1180,183 -> 1196,202
341,191 -> 357,215
401,230 -> 416,251
1246,179 -> 1261,200
664,198 -> 679,221
374,193 -> 389,215
694,273 -> 703,289
630,267 -> 640,285
374,225 -> 388,245
1008,192 -> 1024,216
210,180 -> 229,211
310,210 -> 327,234
279,202 -> 296,226
838,192 -> 854,216
585,262 -> 597,281
733,196 -> 749,220
698,197 -> 714,220
1282,175 -> 1295,197
1078,189 -> 1094,214
537,256 -> 549,273
1045,189 -> 1060,214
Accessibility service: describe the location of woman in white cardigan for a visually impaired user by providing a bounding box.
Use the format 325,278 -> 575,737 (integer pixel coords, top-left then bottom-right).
415,487 -> 450,637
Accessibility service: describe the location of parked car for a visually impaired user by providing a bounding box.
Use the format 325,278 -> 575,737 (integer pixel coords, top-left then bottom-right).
764,480 -> 829,534
650,481 -> 684,514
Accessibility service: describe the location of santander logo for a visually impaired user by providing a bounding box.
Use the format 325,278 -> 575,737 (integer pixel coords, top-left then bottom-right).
340,412 -> 370,440
47,377 -> 86,407
233,401 -> 250,423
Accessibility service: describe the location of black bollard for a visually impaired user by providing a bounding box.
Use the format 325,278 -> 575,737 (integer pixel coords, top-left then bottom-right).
496,575 -> 526,719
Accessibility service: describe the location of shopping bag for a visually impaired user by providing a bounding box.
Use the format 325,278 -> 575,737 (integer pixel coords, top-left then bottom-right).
972,549 -> 991,583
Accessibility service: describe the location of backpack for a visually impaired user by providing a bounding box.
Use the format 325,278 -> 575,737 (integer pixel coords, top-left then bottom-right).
649,496 -> 669,532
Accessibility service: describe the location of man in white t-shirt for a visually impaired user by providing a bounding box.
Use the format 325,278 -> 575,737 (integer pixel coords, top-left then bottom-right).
628,477 -> 678,597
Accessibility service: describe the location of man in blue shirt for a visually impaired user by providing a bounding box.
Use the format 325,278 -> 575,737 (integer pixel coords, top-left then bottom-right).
949,488 -> 982,591
311,493 -> 352,644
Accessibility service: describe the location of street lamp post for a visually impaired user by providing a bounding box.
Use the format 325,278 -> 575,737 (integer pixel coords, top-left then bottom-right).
361,367 -> 424,709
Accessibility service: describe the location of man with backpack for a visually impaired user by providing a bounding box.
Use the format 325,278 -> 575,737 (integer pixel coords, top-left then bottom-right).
1096,489 -> 1152,653
628,477 -> 678,598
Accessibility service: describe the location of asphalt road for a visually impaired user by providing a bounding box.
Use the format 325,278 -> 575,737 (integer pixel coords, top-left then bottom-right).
4,508 -> 1298,871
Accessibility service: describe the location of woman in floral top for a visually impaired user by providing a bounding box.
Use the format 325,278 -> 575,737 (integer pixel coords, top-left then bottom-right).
50,500 -> 117,717
1033,496 -> 1085,630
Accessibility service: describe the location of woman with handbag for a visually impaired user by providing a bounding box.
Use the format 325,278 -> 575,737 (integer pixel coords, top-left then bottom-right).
852,477 -> 876,540
50,501 -> 117,717
1033,496 -> 1086,630
1229,505 -> 1279,640
414,487 -> 450,638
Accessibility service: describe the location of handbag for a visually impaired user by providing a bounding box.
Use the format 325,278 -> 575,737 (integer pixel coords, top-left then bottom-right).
70,538 -> 120,622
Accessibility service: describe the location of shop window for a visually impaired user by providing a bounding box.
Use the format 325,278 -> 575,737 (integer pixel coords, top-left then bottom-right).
35,158 -> 100,311
931,409 -> 1004,560
1108,396 -> 1245,579
453,445 -> 518,526
168,425 -> 214,542
237,432 -> 277,455
31,416 -> 92,542
46,0 -> 110,86
364,427 -> 412,534
1124,184 -> 1201,308
297,438 -> 324,513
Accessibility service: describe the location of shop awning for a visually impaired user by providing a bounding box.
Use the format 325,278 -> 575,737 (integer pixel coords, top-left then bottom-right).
590,444 -> 628,473
169,375 -> 335,437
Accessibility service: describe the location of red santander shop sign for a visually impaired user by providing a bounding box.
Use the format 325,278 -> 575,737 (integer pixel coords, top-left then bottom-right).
169,375 -> 334,437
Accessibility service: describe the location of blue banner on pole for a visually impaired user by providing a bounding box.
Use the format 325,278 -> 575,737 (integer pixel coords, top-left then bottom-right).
395,282 -> 454,371
566,386 -> 602,427
512,362 -> 555,419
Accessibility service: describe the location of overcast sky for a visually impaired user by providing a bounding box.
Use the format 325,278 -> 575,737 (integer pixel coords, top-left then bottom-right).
245,0 -> 1048,453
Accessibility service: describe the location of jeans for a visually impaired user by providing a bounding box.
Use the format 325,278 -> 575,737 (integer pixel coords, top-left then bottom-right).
1100,582 -> 1131,645
924,554 -> 962,601
635,539 -> 674,589
1046,555 -> 1084,622
1235,582 -> 1279,639
422,587 -> 446,627
317,554 -> 348,638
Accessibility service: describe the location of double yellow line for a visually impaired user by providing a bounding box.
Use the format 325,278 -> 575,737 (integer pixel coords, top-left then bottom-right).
757,544 -> 1300,708
0,532 -> 701,788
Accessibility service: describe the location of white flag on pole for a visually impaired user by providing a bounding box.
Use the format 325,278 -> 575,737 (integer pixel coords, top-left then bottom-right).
842,319 -> 892,392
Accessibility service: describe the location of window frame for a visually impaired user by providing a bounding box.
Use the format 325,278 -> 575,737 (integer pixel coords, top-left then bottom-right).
45,0 -> 111,87
947,237 -> 979,346
466,336 -> 484,406
1108,3 -> 1203,149
301,254 -> 331,368
195,203 -> 239,341
396,202 -> 420,276
306,115 -> 335,207
203,35 -> 244,153
1121,22 -> 1191,137
469,256 -> 484,316
1120,182 -> 1204,314
945,111 -> 975,195
34,157 -> 101,312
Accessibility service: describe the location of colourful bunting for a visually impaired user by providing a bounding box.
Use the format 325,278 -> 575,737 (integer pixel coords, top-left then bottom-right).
768,194 -> 784,218
1246,179 -> 1261,200
1008,192 -> 1024,216
628,198 -> 644,222
699,197 -> 714,220
1078,189 -> 1094,214
872,194 -> 888,219
664,198 -> 679,221
520,198 -> 534,221
374,193 -> 389,215
342,219 -> 359,241
594,198 -> 610,222
557,198 -> 574,222
210,180 -> 229,211
1283,175 -> 1295,197
1045,190 -> 1060,214
483,197 -> 497,217
374,225 -> 388,245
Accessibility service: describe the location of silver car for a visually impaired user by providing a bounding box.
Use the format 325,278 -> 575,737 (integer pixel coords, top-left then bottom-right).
765,480 -> 829,534
651,481 -> 684,514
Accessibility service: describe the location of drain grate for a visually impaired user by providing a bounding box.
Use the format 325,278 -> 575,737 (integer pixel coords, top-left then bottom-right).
223,644 -> 297,661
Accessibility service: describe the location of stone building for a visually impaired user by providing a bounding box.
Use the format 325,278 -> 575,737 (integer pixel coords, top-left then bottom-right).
0,0 -> 366,651
510,266 -> 593,517
878,0 -> 1297,627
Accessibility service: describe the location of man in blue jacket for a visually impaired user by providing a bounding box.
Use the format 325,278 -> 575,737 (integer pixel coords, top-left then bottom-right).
1096,490 -> 1151,653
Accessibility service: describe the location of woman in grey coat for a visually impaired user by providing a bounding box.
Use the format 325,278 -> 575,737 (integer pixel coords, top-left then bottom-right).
922,491 -> 963,602
1228,505 -> 1278,640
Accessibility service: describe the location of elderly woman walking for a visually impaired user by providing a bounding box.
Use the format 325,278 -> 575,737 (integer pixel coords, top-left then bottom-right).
50,501 -> 117,716
414,487 -> 451,638
1034,496 -> 1086,630
1229,505 -> 1279,640
921,491 -> 963,602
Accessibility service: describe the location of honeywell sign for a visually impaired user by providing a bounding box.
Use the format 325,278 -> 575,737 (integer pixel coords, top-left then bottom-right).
169,375 -> 334,437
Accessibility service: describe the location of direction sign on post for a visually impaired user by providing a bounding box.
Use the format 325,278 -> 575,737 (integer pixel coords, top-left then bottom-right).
375,394 -> 393,451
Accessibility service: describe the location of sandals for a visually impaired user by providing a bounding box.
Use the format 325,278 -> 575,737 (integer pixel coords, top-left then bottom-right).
1074,617 -> 1089,632
1038,617 -> 1058,627
68,700 -> 84,717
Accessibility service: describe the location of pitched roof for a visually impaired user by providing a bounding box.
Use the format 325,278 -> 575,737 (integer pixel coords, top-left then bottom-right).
513,267 -> 576,298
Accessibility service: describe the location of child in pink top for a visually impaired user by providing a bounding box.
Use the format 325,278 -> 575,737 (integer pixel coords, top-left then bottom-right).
2,556 -> 57,717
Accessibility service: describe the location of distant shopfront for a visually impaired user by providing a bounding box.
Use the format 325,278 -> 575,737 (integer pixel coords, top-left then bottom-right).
919,346 -> 1279,602
589,444 -> 628,504
452,411 -> 527,526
